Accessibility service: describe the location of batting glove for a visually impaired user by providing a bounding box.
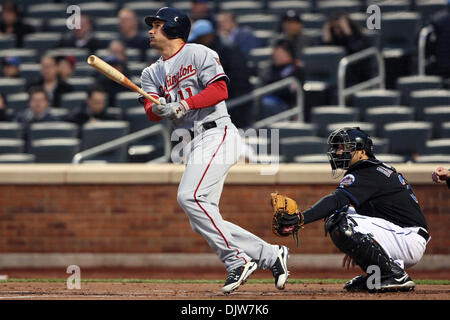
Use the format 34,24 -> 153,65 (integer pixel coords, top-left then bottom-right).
153,100 -> 190,120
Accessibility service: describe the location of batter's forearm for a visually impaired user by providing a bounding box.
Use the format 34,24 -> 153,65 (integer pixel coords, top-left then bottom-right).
185,80 -> 228,109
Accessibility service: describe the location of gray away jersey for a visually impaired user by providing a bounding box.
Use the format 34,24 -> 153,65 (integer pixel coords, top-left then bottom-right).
140,43 -> 230,130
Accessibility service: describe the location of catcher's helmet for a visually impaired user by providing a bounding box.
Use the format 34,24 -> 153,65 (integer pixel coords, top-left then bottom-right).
327,127 -> 374,174
145,7 -> 191,42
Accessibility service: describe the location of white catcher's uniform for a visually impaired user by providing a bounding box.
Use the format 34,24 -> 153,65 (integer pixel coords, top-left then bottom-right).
141,43 -> 278,272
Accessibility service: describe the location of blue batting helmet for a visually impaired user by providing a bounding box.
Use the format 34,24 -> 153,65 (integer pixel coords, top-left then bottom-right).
145,7 -> 191,42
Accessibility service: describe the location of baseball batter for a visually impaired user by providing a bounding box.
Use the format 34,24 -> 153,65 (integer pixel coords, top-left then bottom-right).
139,7 -> 289,294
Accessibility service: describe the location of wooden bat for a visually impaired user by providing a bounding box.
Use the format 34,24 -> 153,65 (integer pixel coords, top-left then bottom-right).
87,55 -> 161,105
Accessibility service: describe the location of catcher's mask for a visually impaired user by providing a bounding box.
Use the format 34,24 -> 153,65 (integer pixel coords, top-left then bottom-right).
327,127 -> 374,177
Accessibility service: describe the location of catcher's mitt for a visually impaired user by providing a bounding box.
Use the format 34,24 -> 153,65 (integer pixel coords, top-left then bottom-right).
270,192 -> 304,246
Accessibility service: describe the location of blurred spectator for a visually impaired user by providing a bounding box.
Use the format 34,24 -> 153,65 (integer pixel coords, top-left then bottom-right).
0,92 -> 13,121
108,40 -> 127,64
0,0 -> 34,47
56,14 -> 107,54
27,55 -> 73,108
275,10 -> 314,62
217,11 -> 262,58
322,12 -> 370,85
190,0 -> 216,26
428,1 -> 450,81
15,86 -> 59,139
97,55 -> 129,108
1,56 -> 21,78
118,8 -> 148,61
56,55 -> 76,81
260,39 -> 303,118
189,19 -> 253,128
65,85 -> 118,126
432,166 -> 450,189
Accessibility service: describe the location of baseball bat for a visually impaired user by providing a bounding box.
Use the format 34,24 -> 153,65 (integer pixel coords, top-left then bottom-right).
87,55 -> 161,105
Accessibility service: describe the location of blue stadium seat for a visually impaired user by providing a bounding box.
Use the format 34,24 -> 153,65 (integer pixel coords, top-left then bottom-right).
268,122 -> 319,139
0,49 -> 38,63
410,89 -> 450,120
302,46 -> 346,86
5,93 -> 28,114
383,121 -> 433,157
0,138 -> 25,154
26,3 -> 67,19
364,106 -> 415,136
301,13 -> 326,29
396,75 -> 443,106
23,33 -> 62,53
116,92 -> 141,110
19,63 -> 41,82
81,121 -> 130,162
424,139 -> 450,155
0,123 -> 23,139
316,1 -> 363,16
236,14 -> 280,31
0,153 -> 35,163
79,2 -> 118,18
351,89 -> 401,111
416,0 -> 448,22
310,106 -> 359,136
66,77 -> 96,92
0,78 -> 26,95
441,122 -> 450,138
326,122 -> 376,137
30,138 -> 80,163
0,35 -> 15,49
423,106 -> 450,138
280,136 -> 328,162
29,122 -> 79,141
219,1 -> 265,15
61,92 -> 88,110
380,12 -> 421,55
266,1 -> 311,15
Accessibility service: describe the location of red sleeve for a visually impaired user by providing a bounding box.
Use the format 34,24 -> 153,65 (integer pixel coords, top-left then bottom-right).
185,80 -> 228,110
143,95 -> 162,122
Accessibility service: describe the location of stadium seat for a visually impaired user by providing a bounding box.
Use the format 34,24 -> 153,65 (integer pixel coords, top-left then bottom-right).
0,122 -> 23,139
19,63 -> 41,82
266,1 -> 311,15
364,106 -> 415,136
280,136 -> 328,162
0,138 -> 25,154
372,0 -> 410,12
248,47 -> 273,64
0,78 -> 26,95
79,2 -> 117,18
316,1 -> 363,16
310,106 -> 359,137
293,154 -> 329,163
236,14 -> 280,31
301,13 -> 326,29
0,35 -> 14,49
26,3 -> 67,19
383,121 -> 433,157
46,18 -> 70,33
66,77 -> 96,92
219,1 -> 264,15
351,89 -> 401,111
47,48 -> 90,64
253,30 -> 276,47
0,49 -> 37,63
414,154 -> 450,163
268,122 -> 319,139
30,138 -> 80,163
441,122 -> 450,138
23,33 -> 62,53
410,89 -> 450,119
423,106 -> 450,138
380,12 -> 421,55
416,0 -> 448,22
424,139 -> 450,155
396,75 -> 443,106
116,92 -> 141,109
5,93 -> 28,114
124,107 -> 154,133
375,154 -> 406,163
96,17 -> 119,33
61,92 -> 88,110
302,46 -> 346,86
72,63 -> 96,77
123,1 -> 164,18
371,137 -> 390,154
93,32 -> 119,43
81,121 -> 130,162
29,122 -> 79,141
326,122 -> 376,137
0,153 -> 35,163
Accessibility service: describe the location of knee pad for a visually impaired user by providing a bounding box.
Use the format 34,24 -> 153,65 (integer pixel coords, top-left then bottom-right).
324,211 -> 356,253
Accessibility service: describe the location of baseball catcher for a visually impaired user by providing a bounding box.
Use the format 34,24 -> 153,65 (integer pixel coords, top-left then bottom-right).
270,127 -> 430,293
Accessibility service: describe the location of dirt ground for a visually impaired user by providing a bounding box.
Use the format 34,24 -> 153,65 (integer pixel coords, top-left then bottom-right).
0,267 -> 449,300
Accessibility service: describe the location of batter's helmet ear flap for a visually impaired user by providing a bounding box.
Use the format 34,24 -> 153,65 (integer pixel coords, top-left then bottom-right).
145,7 -> 191,42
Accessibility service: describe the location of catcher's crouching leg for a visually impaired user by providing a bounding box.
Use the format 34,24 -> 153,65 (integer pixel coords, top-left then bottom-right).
324,211 -> 415,292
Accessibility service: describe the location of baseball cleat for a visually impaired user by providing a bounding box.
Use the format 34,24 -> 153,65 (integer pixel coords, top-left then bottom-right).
370,273 -> 416,293
222,261 -> 257,295
344,275 -> 370,292
271,245 -> 290,290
